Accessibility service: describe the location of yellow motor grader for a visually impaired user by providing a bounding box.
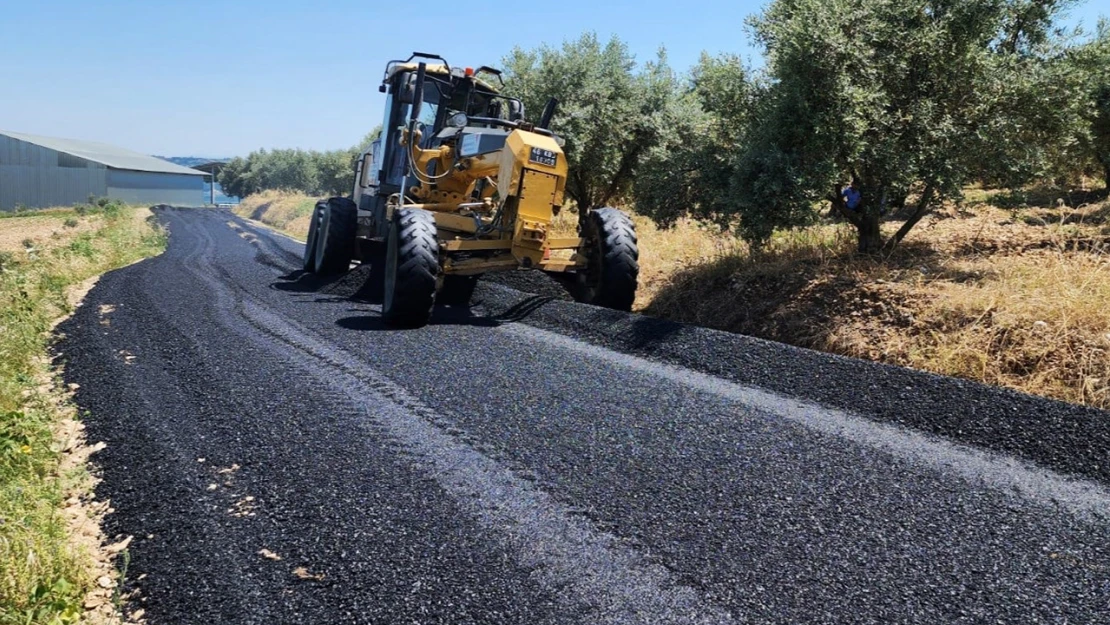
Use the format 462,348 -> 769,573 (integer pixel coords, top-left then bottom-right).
302,52 -> 639,327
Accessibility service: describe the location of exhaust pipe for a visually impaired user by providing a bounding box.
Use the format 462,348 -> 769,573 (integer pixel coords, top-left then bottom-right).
538,97 -> 558,130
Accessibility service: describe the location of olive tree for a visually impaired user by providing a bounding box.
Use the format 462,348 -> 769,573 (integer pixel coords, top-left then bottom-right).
217,127 -> 384,198
315,147 -> 360,196
216,156 -> 255,199
1094,25 -> 1110,187
502,33 -> 679,213
1072,19 -> 1110,187
637,52 -> 845,245
733,0 -> 1082,253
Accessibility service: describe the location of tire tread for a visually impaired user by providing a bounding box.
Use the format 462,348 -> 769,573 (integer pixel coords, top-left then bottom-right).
383,208 -> 439,326
585,207 -> 639,311
314,197 -> 357,275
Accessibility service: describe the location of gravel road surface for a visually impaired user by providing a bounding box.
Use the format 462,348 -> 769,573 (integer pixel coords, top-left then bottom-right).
56,207 -> 1110,624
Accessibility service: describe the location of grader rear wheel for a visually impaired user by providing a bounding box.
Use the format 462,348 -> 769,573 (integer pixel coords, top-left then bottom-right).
383,208 -> 440,327
576,207 -> 639,311
314,197 -> 357,275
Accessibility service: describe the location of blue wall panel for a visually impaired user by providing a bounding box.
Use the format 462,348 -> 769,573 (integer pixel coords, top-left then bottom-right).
107,170 -> 205,206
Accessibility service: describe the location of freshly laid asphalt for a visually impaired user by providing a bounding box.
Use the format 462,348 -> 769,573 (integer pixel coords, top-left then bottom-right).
56,207 -> 1110,624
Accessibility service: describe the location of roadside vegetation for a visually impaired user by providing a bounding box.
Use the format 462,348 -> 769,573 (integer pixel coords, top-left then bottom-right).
216,128 -> 381,200
648,187 -> 1110,409
0,200 -> 166,624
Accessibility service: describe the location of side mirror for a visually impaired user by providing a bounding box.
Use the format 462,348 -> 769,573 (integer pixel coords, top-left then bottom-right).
359,153 -> 374,188
399,73 -> 418,104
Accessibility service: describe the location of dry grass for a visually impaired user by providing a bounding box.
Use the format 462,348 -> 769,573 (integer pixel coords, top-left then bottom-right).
0,213 -> 100,254
241,188 -> 1110,409
895,208 -> 1110,408
233,190 -> 319,240
648,192 -> 1110,409
551,208 -> 741,310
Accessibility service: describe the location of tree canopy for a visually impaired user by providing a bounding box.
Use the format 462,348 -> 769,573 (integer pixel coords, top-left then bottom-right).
635,54 -> 785,241
635,0 -> 1101,252
216,138 -> 375,199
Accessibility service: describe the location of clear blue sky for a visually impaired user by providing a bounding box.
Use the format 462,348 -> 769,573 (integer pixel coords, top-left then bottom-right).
0,0 -> 1104,158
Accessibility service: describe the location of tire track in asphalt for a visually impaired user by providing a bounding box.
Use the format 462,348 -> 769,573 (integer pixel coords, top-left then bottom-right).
65,209 -> 593,624
165,208 -> 741,624
498,322 -> 1110,522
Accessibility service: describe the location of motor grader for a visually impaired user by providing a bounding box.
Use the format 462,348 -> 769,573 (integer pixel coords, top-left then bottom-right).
302,52 -> 639,327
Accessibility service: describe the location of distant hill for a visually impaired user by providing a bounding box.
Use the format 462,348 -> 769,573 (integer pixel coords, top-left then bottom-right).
154,156 -> 229,168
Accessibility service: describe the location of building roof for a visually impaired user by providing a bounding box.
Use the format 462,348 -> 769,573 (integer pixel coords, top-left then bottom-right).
0,130 -> 207,176
190,161 -> 227,174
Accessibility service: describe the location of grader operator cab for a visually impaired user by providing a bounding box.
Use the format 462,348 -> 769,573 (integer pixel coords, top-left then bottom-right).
302,52 -> 639,327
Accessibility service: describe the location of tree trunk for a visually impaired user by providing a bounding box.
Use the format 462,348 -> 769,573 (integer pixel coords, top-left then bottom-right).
831,180 -> 886,254
882,183 -> 937,253
830,185 -> 882,253
1103,163 -> 1110,191
857,211 -> 883,254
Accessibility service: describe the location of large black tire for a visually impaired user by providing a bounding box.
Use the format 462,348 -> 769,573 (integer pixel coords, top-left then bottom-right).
302,201 -> 325,272
314,197 -> 357,275
577,207 -> 639,311
437,275 -> 480,307
383,208 -> 439,327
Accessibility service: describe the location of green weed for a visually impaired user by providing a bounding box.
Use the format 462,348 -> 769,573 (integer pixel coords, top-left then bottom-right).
0,205 -> 165,624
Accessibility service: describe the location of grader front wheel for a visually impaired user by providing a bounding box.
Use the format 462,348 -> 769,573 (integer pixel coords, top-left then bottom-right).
383,208 -> 440,327
576,207 -> 639,311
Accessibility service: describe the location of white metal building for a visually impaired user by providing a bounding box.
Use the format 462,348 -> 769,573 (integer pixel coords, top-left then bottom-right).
0,130 -> 207,210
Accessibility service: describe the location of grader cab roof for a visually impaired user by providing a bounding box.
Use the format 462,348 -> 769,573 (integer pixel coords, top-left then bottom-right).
383,56 -> 502,93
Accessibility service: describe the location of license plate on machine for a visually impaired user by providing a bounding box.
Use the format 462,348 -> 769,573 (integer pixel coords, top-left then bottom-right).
529,147 -> 558,168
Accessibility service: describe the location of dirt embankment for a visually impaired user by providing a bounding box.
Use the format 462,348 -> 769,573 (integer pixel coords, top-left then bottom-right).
233,191 -> 318,241
648,190 -> 1110,409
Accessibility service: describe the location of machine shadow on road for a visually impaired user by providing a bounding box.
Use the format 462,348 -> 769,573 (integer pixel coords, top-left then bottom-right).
272,268 -> 560,331
334,295 -> 558,332
271,266 -> 386,305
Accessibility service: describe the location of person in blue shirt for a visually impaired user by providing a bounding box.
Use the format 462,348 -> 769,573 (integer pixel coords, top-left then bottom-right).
841,179 -> 862,212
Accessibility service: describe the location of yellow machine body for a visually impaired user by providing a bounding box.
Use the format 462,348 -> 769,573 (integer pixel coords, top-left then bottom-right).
402,127 -> 583,277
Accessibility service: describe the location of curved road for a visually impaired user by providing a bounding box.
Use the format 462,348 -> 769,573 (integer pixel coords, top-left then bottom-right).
57,207 -> 1110,624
